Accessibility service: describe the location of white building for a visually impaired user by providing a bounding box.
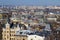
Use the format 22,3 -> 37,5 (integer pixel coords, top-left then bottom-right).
47,12 -> 57,21
28,35 -> 45,40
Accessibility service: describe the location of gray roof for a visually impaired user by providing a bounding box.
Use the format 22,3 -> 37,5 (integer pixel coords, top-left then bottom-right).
44,24 -> 51,31
16,30 -> 34,35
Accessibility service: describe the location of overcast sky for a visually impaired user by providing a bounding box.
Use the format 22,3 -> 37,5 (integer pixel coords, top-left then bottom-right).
0,0 -> 60,6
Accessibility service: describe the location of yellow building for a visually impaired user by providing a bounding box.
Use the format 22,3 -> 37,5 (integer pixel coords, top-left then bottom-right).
2,22 -> 16,40
2,22 -> 28,40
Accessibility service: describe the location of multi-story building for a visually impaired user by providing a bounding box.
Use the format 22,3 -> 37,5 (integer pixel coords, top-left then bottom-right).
2,21 -> 27,40
2,21 -> 46,40
14,29 -> 45,40
2,22 -> 16,40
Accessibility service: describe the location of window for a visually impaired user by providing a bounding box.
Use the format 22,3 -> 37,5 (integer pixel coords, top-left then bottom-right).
31,39 -> 33,40
10,38 -> 15,40
7,31 -> 9,33
10,34 -> 14,36
10,31 -> 15,33
23,39 -> 25,40
4,38 -> 6,40
20,32 -> 23,34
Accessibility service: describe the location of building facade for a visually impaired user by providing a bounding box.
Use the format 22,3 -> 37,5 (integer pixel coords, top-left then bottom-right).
2,21 -> 28,40
2,22 -> 16,40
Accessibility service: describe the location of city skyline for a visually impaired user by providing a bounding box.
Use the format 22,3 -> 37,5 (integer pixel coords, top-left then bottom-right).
0,0 -> 60,6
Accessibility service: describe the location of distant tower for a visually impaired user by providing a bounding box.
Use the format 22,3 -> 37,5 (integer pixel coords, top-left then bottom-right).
5,22 -> 10,40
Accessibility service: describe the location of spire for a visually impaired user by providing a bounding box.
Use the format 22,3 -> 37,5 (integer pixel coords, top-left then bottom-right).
5,22 -> 10,28
17,24 -> 20,28
16,24 -> 20,31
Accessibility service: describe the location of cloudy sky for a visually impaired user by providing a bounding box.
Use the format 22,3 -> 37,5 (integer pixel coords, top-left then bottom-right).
0,0 -> 60,6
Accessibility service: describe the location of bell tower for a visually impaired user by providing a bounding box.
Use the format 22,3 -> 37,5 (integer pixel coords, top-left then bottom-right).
5,22 -> 10,40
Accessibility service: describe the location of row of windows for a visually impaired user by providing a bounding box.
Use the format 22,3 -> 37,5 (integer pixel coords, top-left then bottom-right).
3,31 -> 15,33
3,37 -> 15,40
3,38 -> 27,40
3,34 -> 14,36
10,38 -> 15,40
10,34 -> 14,36
10,38 -> 26,40
17,39 -> 25,40
10,31 -> 15,33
